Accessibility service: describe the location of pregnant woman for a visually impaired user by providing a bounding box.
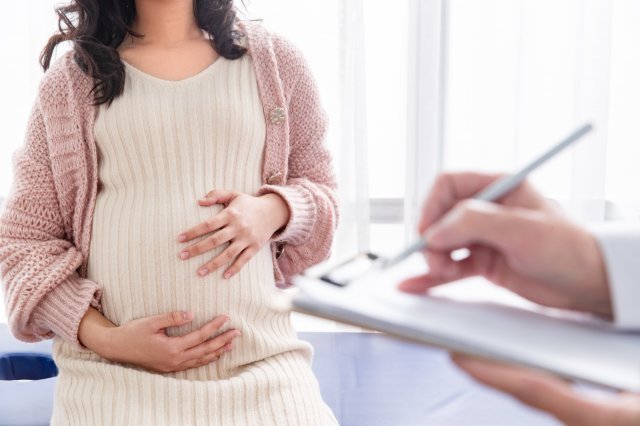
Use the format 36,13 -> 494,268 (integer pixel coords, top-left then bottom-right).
0,0 -> 338,424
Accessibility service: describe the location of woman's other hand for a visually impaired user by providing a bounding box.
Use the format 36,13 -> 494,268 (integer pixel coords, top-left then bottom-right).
177,190 -> 290,279
80,307 -> 240,373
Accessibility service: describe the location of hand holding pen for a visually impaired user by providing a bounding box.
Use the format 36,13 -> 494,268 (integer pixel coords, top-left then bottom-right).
394,123 -> 612,318
397,170 -> 612,318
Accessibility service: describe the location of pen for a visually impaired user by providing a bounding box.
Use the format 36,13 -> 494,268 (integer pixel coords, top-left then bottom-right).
381,122 -> 594,269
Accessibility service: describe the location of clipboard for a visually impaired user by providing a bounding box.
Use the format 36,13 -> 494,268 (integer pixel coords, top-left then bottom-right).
288,252 -> 640,392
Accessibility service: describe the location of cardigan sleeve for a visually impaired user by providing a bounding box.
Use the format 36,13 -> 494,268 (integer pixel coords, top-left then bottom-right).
256,37 -> 339,281
0,93 -> 102,350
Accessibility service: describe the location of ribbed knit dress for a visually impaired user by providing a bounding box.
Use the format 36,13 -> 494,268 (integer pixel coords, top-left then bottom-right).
49,54 -> 337,425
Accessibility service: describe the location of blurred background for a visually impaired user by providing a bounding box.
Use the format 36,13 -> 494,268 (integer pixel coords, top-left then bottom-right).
2,0 -> 640,329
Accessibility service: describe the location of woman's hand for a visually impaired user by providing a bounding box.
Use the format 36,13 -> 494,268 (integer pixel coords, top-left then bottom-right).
80,307 -> 240,373
177,190 -> 290,279
399,172 -> 612,318
451,354 -> 640,426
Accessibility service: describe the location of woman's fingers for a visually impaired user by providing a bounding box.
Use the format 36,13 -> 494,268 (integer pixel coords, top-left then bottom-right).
160,315 -> 240,372
148,310 -> 194,331
176,315 -> 230,349
177,210 -> 229,243
224,247 -> 257,279
115,312 -> 240,374
451,354 -> 615,426
198,189 -> 238,206
180,227 -> 234,261
177,342 -> 234,371
180,329 -> 240,365
179,191 -> 267,278
198,241 -> 246,276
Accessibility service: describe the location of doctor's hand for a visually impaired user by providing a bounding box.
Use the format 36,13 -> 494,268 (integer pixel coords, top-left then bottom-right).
450,354 -> 640,426
399,172 -> 612,318
177,190 -> 290,279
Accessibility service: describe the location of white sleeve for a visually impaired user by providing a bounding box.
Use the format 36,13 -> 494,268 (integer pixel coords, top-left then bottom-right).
590,222 -> 640,329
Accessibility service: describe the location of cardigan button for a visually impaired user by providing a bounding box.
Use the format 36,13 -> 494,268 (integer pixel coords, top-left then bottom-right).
270,107 -> 286,124
267,172 -> 283,185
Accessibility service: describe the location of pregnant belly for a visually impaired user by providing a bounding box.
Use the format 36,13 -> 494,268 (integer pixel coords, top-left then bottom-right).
88,210 -> 308,372
85,198 -> 299,371
87,198 -> 278,334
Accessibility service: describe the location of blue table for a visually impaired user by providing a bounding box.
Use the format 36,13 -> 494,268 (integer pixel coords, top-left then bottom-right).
0,324 -> 559,425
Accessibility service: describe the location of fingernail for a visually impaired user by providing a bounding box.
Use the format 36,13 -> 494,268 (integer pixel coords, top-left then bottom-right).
179,251 -> 190,260
177,234 -> 187,242
198,267 -> 209,276
182,311 -> 193,320
223,272 -> 231,279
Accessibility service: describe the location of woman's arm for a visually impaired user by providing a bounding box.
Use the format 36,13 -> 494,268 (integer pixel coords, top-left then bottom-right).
77,307 -> 117,352
256,36 -> 339,282
0,94 -> 102,350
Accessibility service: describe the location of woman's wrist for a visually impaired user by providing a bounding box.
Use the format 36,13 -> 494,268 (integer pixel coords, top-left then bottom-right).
78,307 -> 119,359
260,193 -> 290,233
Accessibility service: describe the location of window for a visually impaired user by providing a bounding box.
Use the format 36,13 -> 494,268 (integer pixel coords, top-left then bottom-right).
443,0 -> 640,221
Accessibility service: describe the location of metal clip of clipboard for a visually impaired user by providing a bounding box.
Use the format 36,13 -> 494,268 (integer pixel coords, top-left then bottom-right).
316,252 -> 383,287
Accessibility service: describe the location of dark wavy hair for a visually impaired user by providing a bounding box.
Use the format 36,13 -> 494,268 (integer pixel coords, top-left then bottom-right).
41,0 -> 247,106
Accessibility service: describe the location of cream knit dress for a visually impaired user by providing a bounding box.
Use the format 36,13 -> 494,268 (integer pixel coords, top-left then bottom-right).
50,54 -> 337,426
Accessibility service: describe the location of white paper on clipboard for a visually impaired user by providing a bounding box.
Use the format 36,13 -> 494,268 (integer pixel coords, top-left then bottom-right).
290,252 -> 640,392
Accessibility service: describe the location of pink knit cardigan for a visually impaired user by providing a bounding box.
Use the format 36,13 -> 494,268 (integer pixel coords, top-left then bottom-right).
0,21 -> 338,349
